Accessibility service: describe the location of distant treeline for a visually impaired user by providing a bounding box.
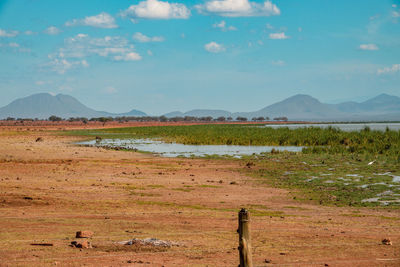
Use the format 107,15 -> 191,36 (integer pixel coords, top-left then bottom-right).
3,115 -> 289,124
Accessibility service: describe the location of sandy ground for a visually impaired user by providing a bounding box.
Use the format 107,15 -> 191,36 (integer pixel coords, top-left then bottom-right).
0,125 -> 399,266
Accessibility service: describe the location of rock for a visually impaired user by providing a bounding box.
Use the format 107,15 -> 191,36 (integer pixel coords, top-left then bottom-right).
35,137 -> 43,142
119,238 -> 179,247
71,240 -> 92,249
382,238 -> 392,245
76,230 -> 94,238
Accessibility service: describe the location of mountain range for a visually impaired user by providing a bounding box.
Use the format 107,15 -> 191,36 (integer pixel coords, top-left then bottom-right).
164,94 -> 400,121
0,93 -> 399,121
0,93 -> 146,119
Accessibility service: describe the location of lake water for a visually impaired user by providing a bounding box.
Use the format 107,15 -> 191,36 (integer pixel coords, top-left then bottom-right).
79,138 -> 303,158
261,123 -> 400,131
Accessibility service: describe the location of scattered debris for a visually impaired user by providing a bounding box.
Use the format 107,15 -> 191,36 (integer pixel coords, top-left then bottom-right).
118,238 -> 179,248
382,238 -> 392,245
76,230 -> 94,238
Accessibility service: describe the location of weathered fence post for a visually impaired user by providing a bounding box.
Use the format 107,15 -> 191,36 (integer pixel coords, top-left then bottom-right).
238,208 -> 253,267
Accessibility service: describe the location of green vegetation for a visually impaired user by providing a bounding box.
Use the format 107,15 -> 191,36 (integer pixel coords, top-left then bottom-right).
69,124 -> 400,161
244,152 -> 400,208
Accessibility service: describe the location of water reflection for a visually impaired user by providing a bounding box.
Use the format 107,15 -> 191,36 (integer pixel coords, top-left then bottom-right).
79,138 -> 303,158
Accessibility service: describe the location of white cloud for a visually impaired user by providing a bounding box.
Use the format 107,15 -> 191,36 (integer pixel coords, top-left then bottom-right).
66,12 -> 118,29
298,27 -> 302,32
196,0 -> 280,17
359,44 -> 379,51
265,23 -> 273,29
58,34 -> 137,59
393,11 -> 400,18
46,34 -> 141,73
133,32 -> 165,42
147,50 -> 153,56
213,20 -> 237,31
8,42 -> 19,48
0,29 -> 19,37
271,60 -> 285,66
114,52 -> 142,61
24,30 -> 36,35
104,86 -> 117,94
377,64 -> 400,75
44,26 -> 61,35
0,42 -> 30,53
269,32 -> 289,39
47,58 -> 89,74
35,81 -> 47,86
393,4 -> 397,8
121,0 -> 190,19
204,41 -> 226,53
0,42 -> 18,48
81,59 -> 89,67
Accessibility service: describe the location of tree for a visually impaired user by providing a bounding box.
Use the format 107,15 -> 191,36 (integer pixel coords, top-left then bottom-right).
98,117 -> 112,126
159,116 -> 168,122
273,116 -> 288,122
48,115 -> 62,122
216,116 -> 226,122
236,116 -> 248,122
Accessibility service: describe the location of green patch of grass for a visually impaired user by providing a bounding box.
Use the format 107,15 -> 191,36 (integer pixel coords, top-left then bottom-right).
283,206 -> 310,211
147,184 -> 165,189
197,184 -> 221,188
129,191 -> 161,197
249,209 -> 285,217
172,187 -> 194,192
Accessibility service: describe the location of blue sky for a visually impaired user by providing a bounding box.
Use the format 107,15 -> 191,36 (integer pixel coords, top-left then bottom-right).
0,0 -> 399,115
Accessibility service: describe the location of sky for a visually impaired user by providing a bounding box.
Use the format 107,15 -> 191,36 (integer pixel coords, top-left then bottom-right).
0,0 -> 399,115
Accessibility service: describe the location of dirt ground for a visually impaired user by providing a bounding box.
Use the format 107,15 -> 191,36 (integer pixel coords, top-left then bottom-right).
0,125 -> 399,266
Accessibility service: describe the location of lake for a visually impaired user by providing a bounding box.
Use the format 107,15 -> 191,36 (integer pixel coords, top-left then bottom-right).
78,138 -> 303,158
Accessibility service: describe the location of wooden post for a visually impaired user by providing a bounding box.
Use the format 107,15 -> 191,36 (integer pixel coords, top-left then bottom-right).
238,208 -> 253,267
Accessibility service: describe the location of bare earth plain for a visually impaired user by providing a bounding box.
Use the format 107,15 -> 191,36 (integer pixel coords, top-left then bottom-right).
0,123 -> 399,266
